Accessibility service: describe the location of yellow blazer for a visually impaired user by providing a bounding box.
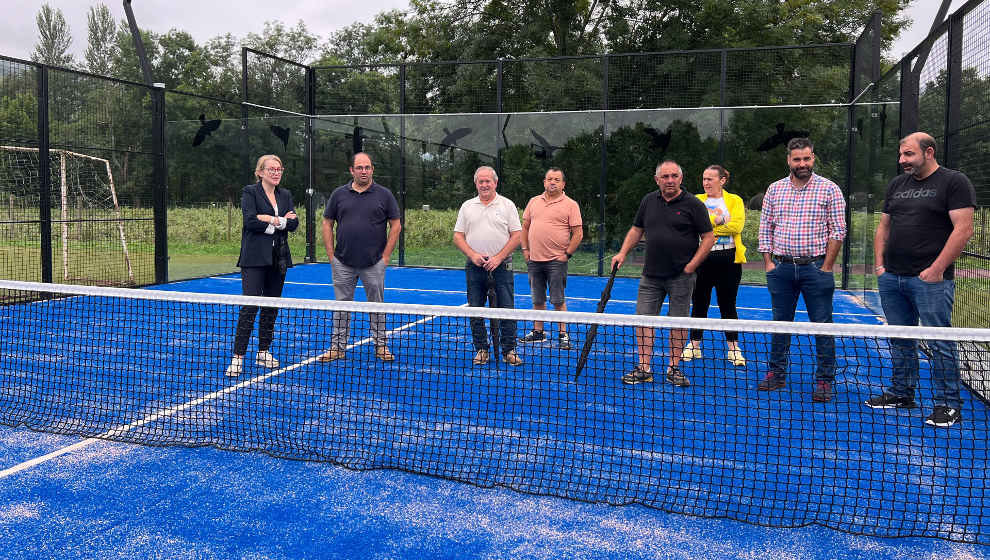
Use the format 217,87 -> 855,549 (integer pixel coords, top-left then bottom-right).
697,191 -> 747,264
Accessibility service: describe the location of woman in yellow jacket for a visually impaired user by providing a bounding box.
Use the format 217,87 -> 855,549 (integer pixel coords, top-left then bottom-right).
681,164 -> 747,366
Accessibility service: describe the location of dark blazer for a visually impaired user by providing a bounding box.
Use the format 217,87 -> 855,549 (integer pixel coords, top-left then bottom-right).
237,181 -> 300,268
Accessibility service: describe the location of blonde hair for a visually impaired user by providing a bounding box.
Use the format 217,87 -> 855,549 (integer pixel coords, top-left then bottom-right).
254,154 -> 283,181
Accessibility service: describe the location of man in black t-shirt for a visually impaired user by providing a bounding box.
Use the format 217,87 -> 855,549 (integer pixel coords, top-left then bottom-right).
611,160 -> 715,387
865,132 -> 976,428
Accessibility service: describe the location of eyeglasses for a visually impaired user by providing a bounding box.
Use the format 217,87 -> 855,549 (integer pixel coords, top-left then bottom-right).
265,167 -> 284,174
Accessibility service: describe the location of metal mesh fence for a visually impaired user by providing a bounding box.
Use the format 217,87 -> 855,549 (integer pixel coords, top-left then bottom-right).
501,58 -> 603,112
951,1 -> 990,330
725,45 -> 852,106
607,51 -> 720,109
857,0 -> 990,333
0,58 -> 157,287
313,64 -> 400,115
243,49 -> 308,116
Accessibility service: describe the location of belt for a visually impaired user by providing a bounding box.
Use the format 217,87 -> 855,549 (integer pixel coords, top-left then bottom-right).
775,255 -> 823,265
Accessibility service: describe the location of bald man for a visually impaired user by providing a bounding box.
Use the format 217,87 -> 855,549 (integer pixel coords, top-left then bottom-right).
866,132 -> 976,428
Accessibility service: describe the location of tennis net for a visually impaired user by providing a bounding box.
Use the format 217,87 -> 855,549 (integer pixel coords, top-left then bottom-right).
1,280 -> 989,543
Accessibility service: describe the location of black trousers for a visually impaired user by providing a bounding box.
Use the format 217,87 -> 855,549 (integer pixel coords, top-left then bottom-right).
233,262 -> 286,355
690,248 -> 742,342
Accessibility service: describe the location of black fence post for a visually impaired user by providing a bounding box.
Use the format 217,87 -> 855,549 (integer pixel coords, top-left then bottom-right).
899,56 -> 920,135
944,14 -> 963,169
398,63 -> 407,266
718,49 -> 727,164
37,66 -> 52,284
305,66 -> 316,263
241,48 -> 252,184
495,59 -> 504,180
841,39 -> 857,290
598,54 -> 608,276
152,83 -> 168,284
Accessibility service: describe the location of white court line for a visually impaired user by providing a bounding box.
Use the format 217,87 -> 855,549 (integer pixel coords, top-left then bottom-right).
208,276 -> 880,317
0,307 -> 456,479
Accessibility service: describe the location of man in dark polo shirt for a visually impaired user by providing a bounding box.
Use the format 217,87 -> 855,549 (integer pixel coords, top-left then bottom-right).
317,152 -> 401,363
611,160 -> 715,387
866,132 -> 976,428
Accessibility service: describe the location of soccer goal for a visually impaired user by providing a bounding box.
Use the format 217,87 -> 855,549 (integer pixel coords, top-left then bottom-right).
0,146 -> 134,284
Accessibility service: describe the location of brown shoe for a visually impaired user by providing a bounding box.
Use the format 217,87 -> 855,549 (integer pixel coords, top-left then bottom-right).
376,346 -> 395,361
473,349 -> 490,365
503,350 -> 523,366
317,349 -> 345,362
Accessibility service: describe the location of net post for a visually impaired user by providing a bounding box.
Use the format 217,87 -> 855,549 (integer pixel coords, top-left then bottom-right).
37,65 -> 53,284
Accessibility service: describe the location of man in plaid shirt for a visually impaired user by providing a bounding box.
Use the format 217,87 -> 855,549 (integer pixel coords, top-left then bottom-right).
757,137 -> 846,402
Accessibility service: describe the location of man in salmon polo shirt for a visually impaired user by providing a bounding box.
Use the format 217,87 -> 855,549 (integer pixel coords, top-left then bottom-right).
518,167 -> 583,350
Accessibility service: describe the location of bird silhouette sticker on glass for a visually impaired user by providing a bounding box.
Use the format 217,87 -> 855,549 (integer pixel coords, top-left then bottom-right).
643,126 -> 672,156
438,127 -> 472,154
192,113 -> 221,147
530,128 -> 562,160
270,124 -> 290,149
756,123 -> 809,151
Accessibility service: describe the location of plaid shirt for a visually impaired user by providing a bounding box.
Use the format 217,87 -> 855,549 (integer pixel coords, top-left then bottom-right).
758,173 -> 846,257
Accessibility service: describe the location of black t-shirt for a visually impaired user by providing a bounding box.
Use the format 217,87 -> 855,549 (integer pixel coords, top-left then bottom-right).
882,167 -> 976,279
633,189 -> 713,279
323,182 -> 400,269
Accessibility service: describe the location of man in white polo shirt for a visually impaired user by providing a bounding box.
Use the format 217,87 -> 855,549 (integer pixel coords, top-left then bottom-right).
453,165 -> 523,366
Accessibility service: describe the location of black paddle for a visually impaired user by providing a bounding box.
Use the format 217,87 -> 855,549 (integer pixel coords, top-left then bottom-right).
574,262 -> 619,380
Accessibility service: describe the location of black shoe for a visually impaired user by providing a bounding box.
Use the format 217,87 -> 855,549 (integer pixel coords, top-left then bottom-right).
926,406 -> 962,427
864,393 -> 917,409
519,330 -> 547,343
665,365 -> 690,387
558,332 -> 572,350
621,367 -> 653,385
757,371 -> 786,391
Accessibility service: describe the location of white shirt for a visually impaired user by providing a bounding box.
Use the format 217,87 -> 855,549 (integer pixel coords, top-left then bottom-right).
704,196 -> 734,249
454,194 -> 522,257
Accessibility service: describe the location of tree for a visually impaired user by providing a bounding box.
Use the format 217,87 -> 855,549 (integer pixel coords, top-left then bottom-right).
31,4 -> 74,67
83,4 -> 117,75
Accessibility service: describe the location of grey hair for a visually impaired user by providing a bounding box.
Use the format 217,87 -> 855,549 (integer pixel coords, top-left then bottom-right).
655,160 -> 683,176
474,165 -> 498,183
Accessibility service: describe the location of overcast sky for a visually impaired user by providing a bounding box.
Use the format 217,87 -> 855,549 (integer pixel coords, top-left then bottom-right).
0,0 -> 969,65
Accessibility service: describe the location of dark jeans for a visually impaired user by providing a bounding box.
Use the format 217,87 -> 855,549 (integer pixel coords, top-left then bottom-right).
233,263 -> 285,355
466,261 -> 516,353
690,248 -> 741,342
878,272 -> 961,409
766,257 -> 835,380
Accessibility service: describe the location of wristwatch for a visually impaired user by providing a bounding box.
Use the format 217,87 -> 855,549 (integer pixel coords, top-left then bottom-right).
565,252 -> 573,260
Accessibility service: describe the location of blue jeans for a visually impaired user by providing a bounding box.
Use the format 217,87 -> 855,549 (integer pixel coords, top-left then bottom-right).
878,272 -> 960,409
766,258 -> 835,380
466,262 -> 516,353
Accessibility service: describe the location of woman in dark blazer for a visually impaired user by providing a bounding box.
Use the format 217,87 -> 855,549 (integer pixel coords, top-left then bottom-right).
226,154 -> 299,376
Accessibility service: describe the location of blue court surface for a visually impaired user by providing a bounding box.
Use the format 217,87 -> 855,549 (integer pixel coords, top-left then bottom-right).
1,263 -> 989,559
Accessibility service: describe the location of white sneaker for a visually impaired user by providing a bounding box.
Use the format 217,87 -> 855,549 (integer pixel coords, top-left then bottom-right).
256,350 -> 279,369
225,356 -> 243,377
681,341 -> 700,362
727,347 -> 746,367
